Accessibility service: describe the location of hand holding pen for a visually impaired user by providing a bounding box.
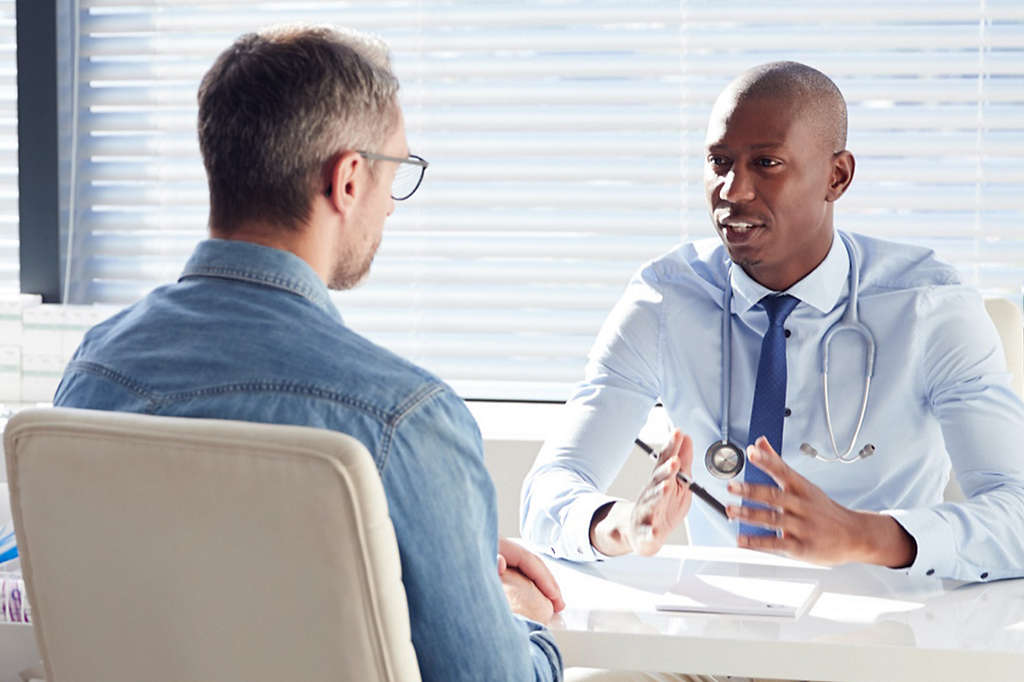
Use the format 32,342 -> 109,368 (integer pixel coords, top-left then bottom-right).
592,430 -> 721,558
634,437 -> 729,520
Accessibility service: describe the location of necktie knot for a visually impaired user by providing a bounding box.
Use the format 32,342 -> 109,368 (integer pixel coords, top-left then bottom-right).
760,294 -> 799,327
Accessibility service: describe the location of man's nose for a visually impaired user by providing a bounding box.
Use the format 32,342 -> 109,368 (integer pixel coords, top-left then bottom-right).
720,167 -> 755,203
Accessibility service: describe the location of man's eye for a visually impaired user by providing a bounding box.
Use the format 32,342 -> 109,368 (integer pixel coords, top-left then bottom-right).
707,155 -> 729,166
756,158 -> 781,168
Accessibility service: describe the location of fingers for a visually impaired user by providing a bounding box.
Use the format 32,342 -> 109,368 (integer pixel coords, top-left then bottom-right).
500,568 -> 555,625
498,537 -> 525,565
725,503 -> 807,540
677,432 -> 694,477
651,430 -> 693,484
650,453 -> 682,485
515,550 -> 565,612
497,538 -> 564,612
727,479 -> 786,509
748,437 -> 792,488
655,429 -> 684,466
737,530 -> 800,555
497,554 -> 507,575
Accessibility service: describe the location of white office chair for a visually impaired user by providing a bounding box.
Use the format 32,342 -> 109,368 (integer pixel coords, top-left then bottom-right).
2,407 -> 421,682
985,297 -> 1024,398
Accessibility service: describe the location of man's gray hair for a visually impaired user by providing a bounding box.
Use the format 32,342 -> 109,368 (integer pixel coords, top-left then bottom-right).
197,24 -> 400,234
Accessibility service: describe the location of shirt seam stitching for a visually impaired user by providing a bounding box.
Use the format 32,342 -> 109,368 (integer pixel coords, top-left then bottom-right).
64,361 -> 159,403
146,381 -> 394,421
377,383 -> 449,474
181,265 -> 326,307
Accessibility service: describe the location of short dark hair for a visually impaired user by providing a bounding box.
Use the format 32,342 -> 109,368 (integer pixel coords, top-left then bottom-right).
197,25 -> 400,235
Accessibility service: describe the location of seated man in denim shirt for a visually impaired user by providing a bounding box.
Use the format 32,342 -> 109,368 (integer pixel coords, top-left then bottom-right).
54,25 -> 563,682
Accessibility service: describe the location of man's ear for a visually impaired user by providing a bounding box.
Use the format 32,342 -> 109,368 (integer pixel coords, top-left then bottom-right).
325,150 -> 364,213
825,150 -> 855,202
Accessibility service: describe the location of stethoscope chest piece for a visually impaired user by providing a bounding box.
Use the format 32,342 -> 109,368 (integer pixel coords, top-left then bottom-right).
705,440 -> 745,479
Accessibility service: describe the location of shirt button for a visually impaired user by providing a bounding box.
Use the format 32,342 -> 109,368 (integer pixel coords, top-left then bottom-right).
981,572 -> 989,579
784,329 -> 791,338
784,408 -> 792,417
926,569 -> 935,576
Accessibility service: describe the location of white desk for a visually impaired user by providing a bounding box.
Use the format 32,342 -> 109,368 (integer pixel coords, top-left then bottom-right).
543,545 -> 1024,681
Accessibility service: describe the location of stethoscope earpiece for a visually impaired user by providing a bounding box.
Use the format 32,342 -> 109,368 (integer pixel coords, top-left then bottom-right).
800,442 -> 876,462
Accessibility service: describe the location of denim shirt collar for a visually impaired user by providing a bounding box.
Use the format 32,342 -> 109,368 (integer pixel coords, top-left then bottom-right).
729,230 -> 850,315
179,239 -> 342,322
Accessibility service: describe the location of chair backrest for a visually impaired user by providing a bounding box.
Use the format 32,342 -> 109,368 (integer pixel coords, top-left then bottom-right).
2,407 -> 421,682
984,297 -> 1024,398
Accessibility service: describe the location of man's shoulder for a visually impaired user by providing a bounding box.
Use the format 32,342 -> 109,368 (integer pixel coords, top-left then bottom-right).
635,238 -> 729,292
848,231 -> 961,292
68,281 -> 459,426
324,325 -> 456,415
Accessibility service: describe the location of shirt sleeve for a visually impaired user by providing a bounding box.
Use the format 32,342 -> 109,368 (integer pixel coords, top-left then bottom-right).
883,286 -> 1024,581
520,272 -> 663,561
381,386 -> 562,682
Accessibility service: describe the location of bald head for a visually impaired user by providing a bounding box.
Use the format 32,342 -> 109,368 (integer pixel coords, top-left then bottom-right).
713,61 -> 847,154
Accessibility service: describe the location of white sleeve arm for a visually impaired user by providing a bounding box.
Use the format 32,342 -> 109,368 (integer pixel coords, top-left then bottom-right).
520,272 -> 664,560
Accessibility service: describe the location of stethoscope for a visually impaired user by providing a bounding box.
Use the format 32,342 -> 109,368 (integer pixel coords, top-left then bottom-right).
704,232 -> 878,480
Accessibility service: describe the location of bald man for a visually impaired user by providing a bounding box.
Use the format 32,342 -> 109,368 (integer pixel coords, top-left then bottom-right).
521,62 -> 1024,589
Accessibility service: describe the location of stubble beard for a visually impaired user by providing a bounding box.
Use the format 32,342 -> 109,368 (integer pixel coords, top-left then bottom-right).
328,233 -> 381,291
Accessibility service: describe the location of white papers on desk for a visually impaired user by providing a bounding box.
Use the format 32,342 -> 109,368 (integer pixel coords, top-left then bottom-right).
657,574 -> 820,619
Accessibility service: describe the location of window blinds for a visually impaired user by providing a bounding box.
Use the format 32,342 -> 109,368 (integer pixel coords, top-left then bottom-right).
62,0 -> 1024,400
0,1 -> 15,294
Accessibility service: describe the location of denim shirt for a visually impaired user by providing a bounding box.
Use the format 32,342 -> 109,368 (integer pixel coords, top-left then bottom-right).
55,239 -> 563,682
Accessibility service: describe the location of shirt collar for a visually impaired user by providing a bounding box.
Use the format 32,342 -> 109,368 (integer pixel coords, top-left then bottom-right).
729,232 -> 849,315
179,239 -> 341,321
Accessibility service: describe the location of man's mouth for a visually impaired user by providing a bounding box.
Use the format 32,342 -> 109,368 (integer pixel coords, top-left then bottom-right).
718,217 -> 766,232
717,217 -> 766,244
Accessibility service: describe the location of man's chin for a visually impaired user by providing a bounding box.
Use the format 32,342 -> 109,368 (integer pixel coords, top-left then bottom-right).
328,256 -> 374,291
722,243 -> 760,270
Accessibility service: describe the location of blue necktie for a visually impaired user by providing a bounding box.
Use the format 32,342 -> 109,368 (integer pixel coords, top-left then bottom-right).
741,294 -> 799,537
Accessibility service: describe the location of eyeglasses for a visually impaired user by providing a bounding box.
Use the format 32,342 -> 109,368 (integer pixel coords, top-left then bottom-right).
359,152 -> 429,201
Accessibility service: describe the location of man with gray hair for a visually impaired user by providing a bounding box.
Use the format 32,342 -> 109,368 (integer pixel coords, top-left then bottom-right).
55,25 -> 564,681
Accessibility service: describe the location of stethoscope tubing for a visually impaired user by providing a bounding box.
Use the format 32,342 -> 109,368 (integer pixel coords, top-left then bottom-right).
716,231 -> 877,471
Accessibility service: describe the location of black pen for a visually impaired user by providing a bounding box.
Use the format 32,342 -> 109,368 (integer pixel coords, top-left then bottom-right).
634,438 -> 729,520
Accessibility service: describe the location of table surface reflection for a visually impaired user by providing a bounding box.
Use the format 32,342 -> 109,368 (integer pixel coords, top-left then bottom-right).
541,545 -> 1024,681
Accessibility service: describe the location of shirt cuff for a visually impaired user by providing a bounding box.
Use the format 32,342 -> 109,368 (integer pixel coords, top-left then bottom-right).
561,491 -> 624,561
881,507 -> 955,578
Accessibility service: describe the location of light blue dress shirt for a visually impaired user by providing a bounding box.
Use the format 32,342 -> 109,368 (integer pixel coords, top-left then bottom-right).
55,239 -> 562,682
521,231 -> 1024,582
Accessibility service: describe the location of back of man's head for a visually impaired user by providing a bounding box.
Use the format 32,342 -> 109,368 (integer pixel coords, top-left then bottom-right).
197,25 -> 399,236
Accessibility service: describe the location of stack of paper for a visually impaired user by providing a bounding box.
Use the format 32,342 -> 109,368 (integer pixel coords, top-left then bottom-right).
657,573 -> 820,619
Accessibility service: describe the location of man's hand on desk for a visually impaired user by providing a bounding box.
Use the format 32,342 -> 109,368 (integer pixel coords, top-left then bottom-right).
589,430 -> 694,557
497,537 -> 565,613
500,567 -> 555,625
726,437 -> 917,569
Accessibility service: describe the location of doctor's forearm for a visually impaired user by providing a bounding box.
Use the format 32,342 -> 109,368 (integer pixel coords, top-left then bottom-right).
589,501 -> 634,556
855,512 -> 917,569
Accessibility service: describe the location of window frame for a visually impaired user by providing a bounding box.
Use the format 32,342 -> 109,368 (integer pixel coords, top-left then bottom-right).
15,0 -> 61,303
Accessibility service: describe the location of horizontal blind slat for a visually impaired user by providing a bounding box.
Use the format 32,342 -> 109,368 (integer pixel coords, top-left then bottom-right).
61,0 -> 1024,399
